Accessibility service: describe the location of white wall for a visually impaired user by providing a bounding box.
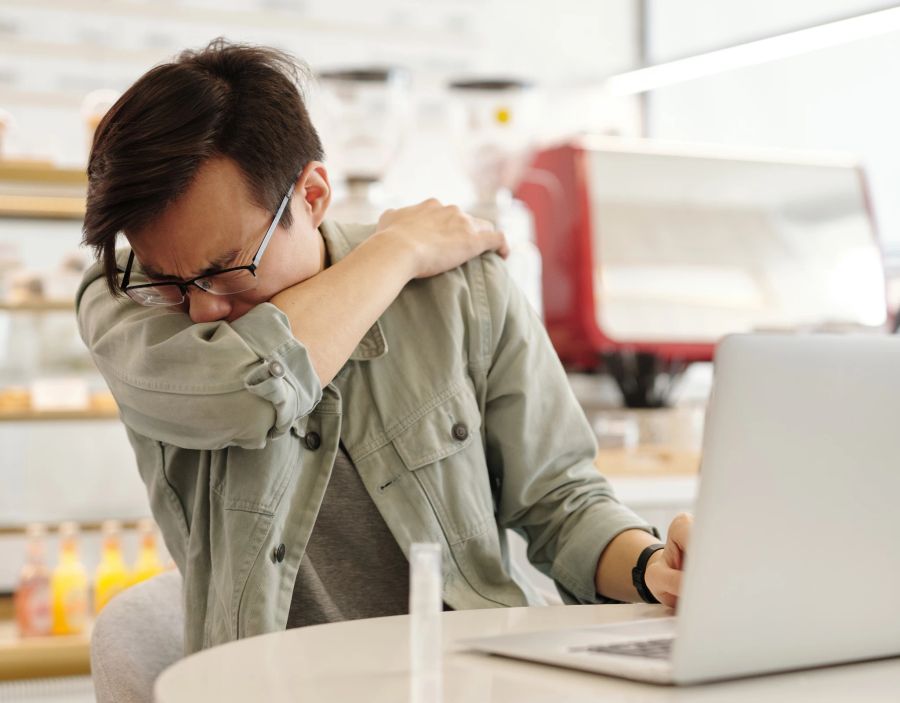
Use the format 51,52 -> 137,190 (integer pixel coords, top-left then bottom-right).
0,0 -> 641,201
645,2 -> 900,248
647,0 -> 896,60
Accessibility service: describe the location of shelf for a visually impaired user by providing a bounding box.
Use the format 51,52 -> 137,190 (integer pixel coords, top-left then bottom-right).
0,519 -> 147,537
0,408 -> 119,422
0,618 -> 91,682
0,161 -> 87,187
0,162 -> 87,219
0,195 -> 85,220
0,300 -> 74,312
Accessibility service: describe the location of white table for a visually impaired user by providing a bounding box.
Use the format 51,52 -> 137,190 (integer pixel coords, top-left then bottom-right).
155,604 -> 900,702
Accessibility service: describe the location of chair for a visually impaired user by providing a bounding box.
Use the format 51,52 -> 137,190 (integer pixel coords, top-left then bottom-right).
90,569 -> 184,703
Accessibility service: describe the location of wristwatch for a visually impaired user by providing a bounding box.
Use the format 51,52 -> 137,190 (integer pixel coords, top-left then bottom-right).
632,543 -> 665,604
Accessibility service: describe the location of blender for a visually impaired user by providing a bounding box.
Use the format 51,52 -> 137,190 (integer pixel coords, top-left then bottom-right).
316,67 -> 409,225
447,78 -> 543,316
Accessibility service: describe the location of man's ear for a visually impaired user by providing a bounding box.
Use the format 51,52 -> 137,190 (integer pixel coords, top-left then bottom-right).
294,161 -> 331,228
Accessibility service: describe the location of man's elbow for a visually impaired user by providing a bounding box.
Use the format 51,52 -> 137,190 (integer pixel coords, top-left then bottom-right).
117,393 -> 279,450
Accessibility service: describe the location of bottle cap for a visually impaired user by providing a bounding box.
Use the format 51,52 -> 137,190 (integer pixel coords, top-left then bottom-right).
58,521 -> 79,539
101,519 -> 121,536
25,523 -> 46,540
137,517 -> 156,534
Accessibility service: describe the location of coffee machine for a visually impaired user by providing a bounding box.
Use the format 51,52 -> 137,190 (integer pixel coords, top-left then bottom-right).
516,137 -> 886,406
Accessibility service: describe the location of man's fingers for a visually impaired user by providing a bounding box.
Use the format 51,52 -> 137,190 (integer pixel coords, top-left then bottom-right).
666,512 -> 693,570
658,592 -> 678,609
488,230 -> 509,258
645,558 -> 682,609
653,562 -> 683,598
470,216 -> 494,233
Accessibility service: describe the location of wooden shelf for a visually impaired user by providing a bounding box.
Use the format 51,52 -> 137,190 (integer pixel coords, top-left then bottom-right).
0,619 -> 91,682
0,518 -> 147,537
0,300 -> 74,312
0,408 -> 119,422
0,161 -> 87,219
0,195 -> 85,220
0,161 -> 87,186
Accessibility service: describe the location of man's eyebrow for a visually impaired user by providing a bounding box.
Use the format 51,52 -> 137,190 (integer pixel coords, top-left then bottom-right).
142,249 -> 242,281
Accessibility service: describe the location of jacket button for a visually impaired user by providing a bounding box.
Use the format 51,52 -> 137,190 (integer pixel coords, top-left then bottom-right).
451,422 -> 469,441
272,543 -> 286,563
305,431 -> 321,451
268,360 -> 285,378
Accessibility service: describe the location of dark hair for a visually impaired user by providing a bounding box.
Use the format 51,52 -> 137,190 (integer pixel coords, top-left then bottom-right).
83,38 -> 324,295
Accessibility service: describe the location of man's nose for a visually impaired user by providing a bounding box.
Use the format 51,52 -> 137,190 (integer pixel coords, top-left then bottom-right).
186,288 -> 233,323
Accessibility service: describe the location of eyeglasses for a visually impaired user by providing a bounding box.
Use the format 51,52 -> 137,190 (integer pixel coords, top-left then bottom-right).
120,180 -> 296,307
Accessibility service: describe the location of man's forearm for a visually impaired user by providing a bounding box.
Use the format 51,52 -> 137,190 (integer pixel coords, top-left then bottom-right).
595,528 -> 662,602
270,230 -> 415,386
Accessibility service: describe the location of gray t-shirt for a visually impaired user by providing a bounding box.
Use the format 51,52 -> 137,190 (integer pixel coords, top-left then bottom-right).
286,442 -> 410,628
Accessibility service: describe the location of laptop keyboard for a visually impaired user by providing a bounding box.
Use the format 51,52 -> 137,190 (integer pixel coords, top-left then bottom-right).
570,637 -> 674,660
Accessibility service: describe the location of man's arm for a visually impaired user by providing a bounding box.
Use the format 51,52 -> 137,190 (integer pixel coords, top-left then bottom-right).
77,200 -> 506,450
477,253 -> 658,604
594,514 -> 691,607
273,201 -> 508,386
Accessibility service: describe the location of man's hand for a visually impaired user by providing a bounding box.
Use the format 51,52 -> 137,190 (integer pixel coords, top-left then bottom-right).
645,512 -> 693,608
374,198 -> 510,280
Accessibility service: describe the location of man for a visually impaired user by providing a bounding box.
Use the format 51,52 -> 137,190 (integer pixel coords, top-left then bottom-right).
77,40 -> 690,655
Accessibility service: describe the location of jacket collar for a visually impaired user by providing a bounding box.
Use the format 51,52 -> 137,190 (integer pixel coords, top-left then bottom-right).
319,220 -> 388,362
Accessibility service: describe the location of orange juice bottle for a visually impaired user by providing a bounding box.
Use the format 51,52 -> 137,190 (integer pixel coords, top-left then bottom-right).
131,518 -> 164,585
51,522 -> 89,636
14,523 -> 52,638
94,520 -> 130,614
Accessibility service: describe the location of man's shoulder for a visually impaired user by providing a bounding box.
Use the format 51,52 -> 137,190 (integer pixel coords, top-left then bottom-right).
324,217 -> 512,340
321,219 -> 377,258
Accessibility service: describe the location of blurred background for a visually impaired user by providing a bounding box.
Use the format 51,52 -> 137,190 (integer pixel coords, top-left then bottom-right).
1,0 -> 899,694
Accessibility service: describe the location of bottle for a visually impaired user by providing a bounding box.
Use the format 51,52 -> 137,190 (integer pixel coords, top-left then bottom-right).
131,518 -> 164,585
93,520 -> 130,614
51,522 -> 89,636
14,523 -> 52,638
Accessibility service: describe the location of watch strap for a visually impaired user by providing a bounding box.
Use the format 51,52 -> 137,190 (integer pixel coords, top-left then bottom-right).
632,543 -> 665,604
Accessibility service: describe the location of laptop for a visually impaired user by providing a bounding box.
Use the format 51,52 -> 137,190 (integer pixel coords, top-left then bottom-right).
465,334 -> 900,685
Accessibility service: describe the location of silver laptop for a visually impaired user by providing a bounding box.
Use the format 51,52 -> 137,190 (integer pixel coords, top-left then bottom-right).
465,334 -> 900,685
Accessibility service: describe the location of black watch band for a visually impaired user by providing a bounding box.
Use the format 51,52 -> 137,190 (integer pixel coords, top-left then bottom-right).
632,543 -> 665,604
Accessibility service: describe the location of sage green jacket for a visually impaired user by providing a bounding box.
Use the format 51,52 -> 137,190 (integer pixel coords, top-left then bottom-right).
76,220 -> 653,655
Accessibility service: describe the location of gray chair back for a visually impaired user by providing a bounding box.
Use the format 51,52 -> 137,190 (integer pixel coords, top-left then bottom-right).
91,569 -> 184,703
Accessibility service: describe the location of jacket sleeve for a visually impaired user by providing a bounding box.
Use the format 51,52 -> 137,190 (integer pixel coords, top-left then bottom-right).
75,251 -> 322,450
478,253 -> 657,604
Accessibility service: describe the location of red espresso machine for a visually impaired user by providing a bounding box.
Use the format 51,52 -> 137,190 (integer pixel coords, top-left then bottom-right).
516,137 -> 885,406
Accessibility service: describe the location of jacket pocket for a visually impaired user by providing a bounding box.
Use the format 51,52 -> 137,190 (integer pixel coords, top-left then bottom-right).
212,432 -> 298,515
392,383 -> 494,543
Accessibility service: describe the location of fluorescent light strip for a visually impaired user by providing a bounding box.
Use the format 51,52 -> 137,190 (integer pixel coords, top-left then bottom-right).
607,6 -> 900,95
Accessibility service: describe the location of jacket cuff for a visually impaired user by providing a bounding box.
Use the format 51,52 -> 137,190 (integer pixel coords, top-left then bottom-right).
232,303 -> 323,437
550,500 -> 659,604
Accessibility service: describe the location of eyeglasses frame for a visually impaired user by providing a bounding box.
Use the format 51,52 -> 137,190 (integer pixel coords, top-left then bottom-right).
120,179 -> 296,304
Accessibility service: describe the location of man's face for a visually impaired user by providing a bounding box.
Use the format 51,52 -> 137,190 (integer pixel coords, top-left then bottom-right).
127,157 -> 330,323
